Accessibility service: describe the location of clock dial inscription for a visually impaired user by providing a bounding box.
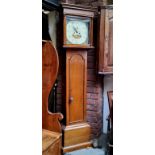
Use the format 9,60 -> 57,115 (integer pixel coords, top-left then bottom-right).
66,17 -> 90,45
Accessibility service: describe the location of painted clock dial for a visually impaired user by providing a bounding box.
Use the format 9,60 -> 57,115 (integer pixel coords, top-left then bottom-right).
66,16 -> 90,45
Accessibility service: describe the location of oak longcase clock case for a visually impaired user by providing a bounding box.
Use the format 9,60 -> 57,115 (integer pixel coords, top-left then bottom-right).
60,3 -> 96,153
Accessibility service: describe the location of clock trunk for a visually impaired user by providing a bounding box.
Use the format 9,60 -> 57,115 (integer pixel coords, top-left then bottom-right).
62,49 -> 91,153
60,3 -> 97,153
66,50 -> 87,125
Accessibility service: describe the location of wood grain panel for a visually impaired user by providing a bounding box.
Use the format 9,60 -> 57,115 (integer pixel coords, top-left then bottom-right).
107,10 -> 113,66
69,54 -> 84,123
63,142 -> 92,153
42,129 -> 62,155
42,41 -> 63,133
98,6 -> 113,74
63,123 -> 91,147
66,50 -> 87,125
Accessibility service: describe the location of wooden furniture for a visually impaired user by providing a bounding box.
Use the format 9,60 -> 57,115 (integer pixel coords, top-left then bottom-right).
42,41 -> 63,155
42,40 -> 63,133
98,5 -> 113,74
42,129 -> 62,155
107,91 -> 113,155
107,91 -> 113,125
60,3 -> 96,153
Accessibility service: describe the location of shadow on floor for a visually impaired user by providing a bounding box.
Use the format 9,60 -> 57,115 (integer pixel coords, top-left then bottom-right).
64,148 -> 106,155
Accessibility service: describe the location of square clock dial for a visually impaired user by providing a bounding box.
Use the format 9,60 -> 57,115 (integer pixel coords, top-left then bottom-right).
65,16 -> 91,45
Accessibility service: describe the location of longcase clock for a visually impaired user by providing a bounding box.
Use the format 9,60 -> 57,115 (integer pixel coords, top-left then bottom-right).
60,3 -> 96,153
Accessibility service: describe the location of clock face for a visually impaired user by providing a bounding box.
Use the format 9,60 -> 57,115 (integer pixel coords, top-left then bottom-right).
66,16 -> 90,45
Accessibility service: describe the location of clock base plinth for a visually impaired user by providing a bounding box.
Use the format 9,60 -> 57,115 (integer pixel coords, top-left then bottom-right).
62,122 -> 92,153
63,141 -> 92,153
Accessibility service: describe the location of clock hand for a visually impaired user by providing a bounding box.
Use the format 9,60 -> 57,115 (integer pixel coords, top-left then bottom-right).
75,26 -> 82,36
73,26 -> 78,33
73,26 -> 81,38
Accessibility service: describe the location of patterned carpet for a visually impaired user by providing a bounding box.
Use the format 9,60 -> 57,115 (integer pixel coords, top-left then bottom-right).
64,148 -> 105,155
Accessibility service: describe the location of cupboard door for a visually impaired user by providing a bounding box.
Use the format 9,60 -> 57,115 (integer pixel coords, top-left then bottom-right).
98,6 -> 113,74
107,9 -> 113,67
66,50 -> 87,125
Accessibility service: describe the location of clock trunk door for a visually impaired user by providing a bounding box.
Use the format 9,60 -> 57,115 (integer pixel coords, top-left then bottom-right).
66,50 -> 87,125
